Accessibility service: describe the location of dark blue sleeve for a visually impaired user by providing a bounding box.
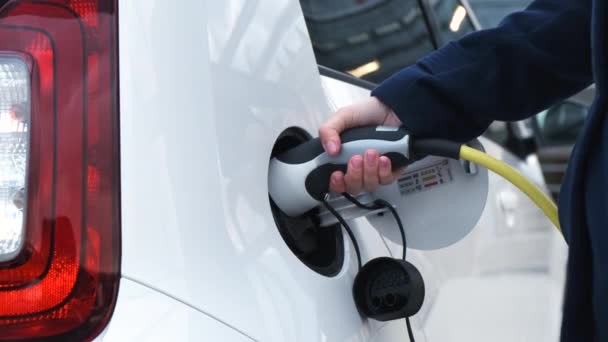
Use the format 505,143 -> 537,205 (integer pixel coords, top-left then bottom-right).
372,0 -> 593,142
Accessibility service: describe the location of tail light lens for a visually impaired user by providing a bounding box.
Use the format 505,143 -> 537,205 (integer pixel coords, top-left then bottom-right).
0,56 -> 29,263
0,1 -> 120,341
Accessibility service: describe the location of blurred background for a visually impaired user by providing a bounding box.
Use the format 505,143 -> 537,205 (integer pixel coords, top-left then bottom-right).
468,0 -> 531,28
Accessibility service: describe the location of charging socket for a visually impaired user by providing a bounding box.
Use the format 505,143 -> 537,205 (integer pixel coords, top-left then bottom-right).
269,127 -> 344,277
353,257 -> 425,321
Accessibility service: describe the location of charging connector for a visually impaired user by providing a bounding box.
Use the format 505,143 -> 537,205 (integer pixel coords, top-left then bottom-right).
412,138 -> 561,233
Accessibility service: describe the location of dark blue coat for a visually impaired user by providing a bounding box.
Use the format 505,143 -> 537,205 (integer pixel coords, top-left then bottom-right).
372,0 -> 606,340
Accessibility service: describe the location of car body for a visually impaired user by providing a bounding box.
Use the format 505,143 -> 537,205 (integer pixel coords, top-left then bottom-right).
0,0 -> 566,341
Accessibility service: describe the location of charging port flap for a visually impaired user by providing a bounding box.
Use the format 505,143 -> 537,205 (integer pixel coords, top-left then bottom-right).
368,139 -> 488,250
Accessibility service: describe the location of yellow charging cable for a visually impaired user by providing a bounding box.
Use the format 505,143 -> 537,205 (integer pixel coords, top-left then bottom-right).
459,145 -> 561,233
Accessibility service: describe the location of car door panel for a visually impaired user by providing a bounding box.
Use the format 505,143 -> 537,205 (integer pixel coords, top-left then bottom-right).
119,1 -> 396,341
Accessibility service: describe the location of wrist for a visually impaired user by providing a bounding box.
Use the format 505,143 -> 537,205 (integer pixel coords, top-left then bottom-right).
371,97 -> 401,126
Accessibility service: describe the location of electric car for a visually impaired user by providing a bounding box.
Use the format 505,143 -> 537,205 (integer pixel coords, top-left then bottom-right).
0,0 -> 566,341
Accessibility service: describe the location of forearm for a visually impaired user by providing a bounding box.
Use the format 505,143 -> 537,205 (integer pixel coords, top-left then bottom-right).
372,0 -> 593,142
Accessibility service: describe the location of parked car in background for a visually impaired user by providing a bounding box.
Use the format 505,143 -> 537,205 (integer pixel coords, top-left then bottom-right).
533,87 -> 594,201
0,1 -> 565,341
467,0 -> 531,28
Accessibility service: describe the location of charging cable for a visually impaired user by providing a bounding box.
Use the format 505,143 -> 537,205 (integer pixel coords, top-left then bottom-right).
321,194 -> 416,342
460,145 -> 560,230
341,193 -> 407,260
321,197 -> 363,270
411,139 -> 561,233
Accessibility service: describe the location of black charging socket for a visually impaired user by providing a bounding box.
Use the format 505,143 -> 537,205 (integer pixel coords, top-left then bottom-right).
352,257 -> 425,321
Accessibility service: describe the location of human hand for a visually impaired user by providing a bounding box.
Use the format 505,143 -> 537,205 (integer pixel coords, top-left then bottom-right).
319,97 -> 404,195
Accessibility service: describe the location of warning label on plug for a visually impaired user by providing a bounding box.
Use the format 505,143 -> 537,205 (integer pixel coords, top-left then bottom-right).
398,159 -> 453,196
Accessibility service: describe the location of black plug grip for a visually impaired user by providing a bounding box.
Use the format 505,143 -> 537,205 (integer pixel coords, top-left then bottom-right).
304,151 -> 409,200
410,139 -> 461,160
275,126 -> 410,200
276,126 -> 409,164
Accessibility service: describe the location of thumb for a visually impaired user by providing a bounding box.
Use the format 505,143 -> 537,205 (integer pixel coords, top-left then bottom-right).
319,108 -> 351,156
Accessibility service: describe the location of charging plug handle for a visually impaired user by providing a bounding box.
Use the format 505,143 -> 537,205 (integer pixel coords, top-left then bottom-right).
269,126 -> 412,217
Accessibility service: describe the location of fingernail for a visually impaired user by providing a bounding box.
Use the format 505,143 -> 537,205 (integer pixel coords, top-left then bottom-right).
352,156 -> 363,169
380,157 -> 389,169
327,141 -> 338,154
366,150 -> 377,164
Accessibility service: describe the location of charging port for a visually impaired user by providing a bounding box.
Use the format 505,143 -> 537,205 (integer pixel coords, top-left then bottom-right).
269,127 -> 344,277
353,257 -> 425,321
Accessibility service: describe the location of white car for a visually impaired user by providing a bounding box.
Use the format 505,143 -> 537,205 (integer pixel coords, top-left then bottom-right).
0,0 -> 566,341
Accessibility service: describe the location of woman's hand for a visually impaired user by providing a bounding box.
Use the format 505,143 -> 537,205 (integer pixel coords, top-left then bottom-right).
319,97 -> 404,195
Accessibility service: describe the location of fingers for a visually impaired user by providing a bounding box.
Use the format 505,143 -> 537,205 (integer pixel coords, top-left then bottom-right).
329,171 -> 346,194
344,155 -> 364,195
319,108 -> 351,156
379,156 -> 394,185
337,151 -> 402,195
319,97 -> 399,157
363,150 -> 379,192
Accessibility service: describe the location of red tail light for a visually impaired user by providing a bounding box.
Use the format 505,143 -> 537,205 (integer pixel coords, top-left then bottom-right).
0,0 -> 120,340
